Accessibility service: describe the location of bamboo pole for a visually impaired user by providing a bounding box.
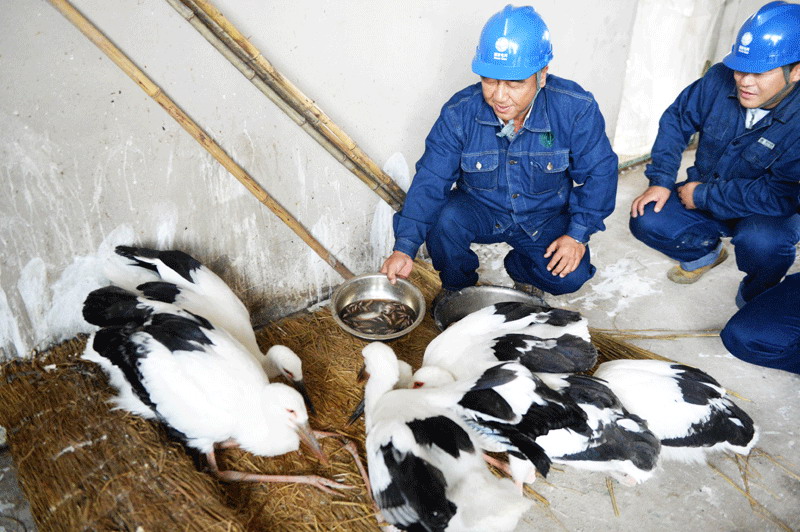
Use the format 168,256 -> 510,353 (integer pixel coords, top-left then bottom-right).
48,0 -> 355,281
175,0 -> 407,211
164,0 -> 402,212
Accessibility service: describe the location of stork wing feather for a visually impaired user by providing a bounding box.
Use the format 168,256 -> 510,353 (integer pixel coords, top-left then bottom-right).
373,442 -> 456,532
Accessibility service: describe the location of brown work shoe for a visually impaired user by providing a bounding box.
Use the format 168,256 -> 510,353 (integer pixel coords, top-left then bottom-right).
667,247 -> 729,284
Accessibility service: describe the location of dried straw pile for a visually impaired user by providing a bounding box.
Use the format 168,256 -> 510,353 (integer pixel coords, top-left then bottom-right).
0,260 -> 670,531
0,337 -> 243,531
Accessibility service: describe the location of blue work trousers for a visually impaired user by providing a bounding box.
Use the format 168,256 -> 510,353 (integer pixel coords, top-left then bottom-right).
629,194 -> 800,302
721,273 -> 800,374
426,192 -> 595,295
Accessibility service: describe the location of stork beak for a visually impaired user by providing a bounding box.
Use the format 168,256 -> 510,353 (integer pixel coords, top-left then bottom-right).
293,379 -> 316,415
356,363 -> 369,383
297,421 -> 329,466
346,397 -> 365,426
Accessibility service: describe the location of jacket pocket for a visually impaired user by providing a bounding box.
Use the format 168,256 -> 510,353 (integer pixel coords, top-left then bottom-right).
704,118 -> 729,140
526,150 -> 569,194
741,138 -> 779,170
460,152 -> 499,191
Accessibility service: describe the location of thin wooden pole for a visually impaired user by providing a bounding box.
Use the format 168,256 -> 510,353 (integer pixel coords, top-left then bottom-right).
164,0 -> 403,212
47,0 -> 356,281
177,0 -> 407,211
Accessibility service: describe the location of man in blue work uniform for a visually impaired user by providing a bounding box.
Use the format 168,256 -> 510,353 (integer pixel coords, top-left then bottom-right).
380,5 -> 618,306
629,1 -> 800,310
721,270 -> 800,374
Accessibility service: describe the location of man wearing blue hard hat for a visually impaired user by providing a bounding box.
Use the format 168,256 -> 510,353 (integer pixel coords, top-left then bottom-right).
380,5 -> 618,307
629,1 -> 800,319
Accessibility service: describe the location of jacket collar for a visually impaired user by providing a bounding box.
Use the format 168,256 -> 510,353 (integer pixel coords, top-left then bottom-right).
728,79 -> 800,125
475,87 -> 552,133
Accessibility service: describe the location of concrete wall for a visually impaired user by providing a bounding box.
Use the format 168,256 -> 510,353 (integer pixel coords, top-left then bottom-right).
613,0 -> 727,158
613,0 -> 771,158
0,0 -> 752,358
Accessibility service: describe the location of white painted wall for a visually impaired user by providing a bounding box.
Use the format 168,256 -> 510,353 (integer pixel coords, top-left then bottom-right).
711,0 -> 771,62
613,0 -> 775,158
613,0 -> 727,158
0,0 -> 752,358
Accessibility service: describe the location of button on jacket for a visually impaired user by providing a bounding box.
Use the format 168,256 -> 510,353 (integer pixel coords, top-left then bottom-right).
645,62 -> 800,220
392,76 -> 618,259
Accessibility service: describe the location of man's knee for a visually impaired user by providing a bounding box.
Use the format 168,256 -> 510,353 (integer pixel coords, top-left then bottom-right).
720,314 -> 750,361
628,208 -> 663,243
433,201 -> 460,229
721,312 -> 800,372
547,275 -> 589,295
541,263 -> 595,295
733,223 -> 798,259
505,251 -> 593,295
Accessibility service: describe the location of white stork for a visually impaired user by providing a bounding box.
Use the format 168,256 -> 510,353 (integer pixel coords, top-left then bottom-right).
593,360 -> 759,463
534,373 -> 661,485
361,342 -> 530,532
426,301 -> 598,375
81,286 -> 354,493
103,245 -> 314,411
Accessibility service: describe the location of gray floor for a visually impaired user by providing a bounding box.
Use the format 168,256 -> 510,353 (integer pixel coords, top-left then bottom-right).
0,427 -> 33,532
1,155 -> 798,531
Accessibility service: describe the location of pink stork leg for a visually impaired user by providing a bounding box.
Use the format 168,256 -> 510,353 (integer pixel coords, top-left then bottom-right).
311,431 -> 388,526
312,430 -> 372,495
205,449 -> 353,495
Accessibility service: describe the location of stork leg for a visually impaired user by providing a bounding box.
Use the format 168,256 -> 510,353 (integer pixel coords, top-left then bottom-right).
205,450 -> 352,495
482,453 -> 512,476
311,430 -> 387,526
312,430 -> 372,494
481,453 -> 528,494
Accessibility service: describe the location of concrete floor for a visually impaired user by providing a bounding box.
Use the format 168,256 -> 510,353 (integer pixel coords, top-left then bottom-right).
1,153 -> 798,531
0,427 -> 33,532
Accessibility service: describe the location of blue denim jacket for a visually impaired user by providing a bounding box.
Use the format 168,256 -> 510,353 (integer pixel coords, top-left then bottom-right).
646,63 -> 800,220
392,76 -> 618,259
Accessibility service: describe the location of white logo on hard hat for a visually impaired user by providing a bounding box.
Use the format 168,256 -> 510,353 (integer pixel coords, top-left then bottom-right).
741,32 -> 753,46
495,37 -> 509,52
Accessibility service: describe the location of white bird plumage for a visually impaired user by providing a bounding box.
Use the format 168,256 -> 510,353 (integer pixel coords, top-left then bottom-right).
593,360 -> 759,463
425,301 -> 598,377
81,284 -> 349,493
409,362 -> 586,489
103,245 -> 314,410
533,372 -> 661,485
361,342 -> 530,532
414,301 -> 669,487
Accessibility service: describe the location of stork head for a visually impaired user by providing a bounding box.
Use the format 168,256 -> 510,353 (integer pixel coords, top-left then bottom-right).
266,344 -> 316,415
348,353 -> 415,426
260,383 -> 327,464
410,365 -> 456,389
396,360 -> 414,389
361,342 -> 400,385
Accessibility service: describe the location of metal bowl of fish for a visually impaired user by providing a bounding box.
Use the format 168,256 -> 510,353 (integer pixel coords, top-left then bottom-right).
433,285 -> 545,331
331,273 -> 426,341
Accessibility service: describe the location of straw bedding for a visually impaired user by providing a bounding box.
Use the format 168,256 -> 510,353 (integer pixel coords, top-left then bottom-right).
0,261 -> 672,531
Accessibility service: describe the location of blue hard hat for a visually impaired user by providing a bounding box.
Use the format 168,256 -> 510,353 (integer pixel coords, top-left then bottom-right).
722,1 -> 800,73
471,5 -> 553,80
